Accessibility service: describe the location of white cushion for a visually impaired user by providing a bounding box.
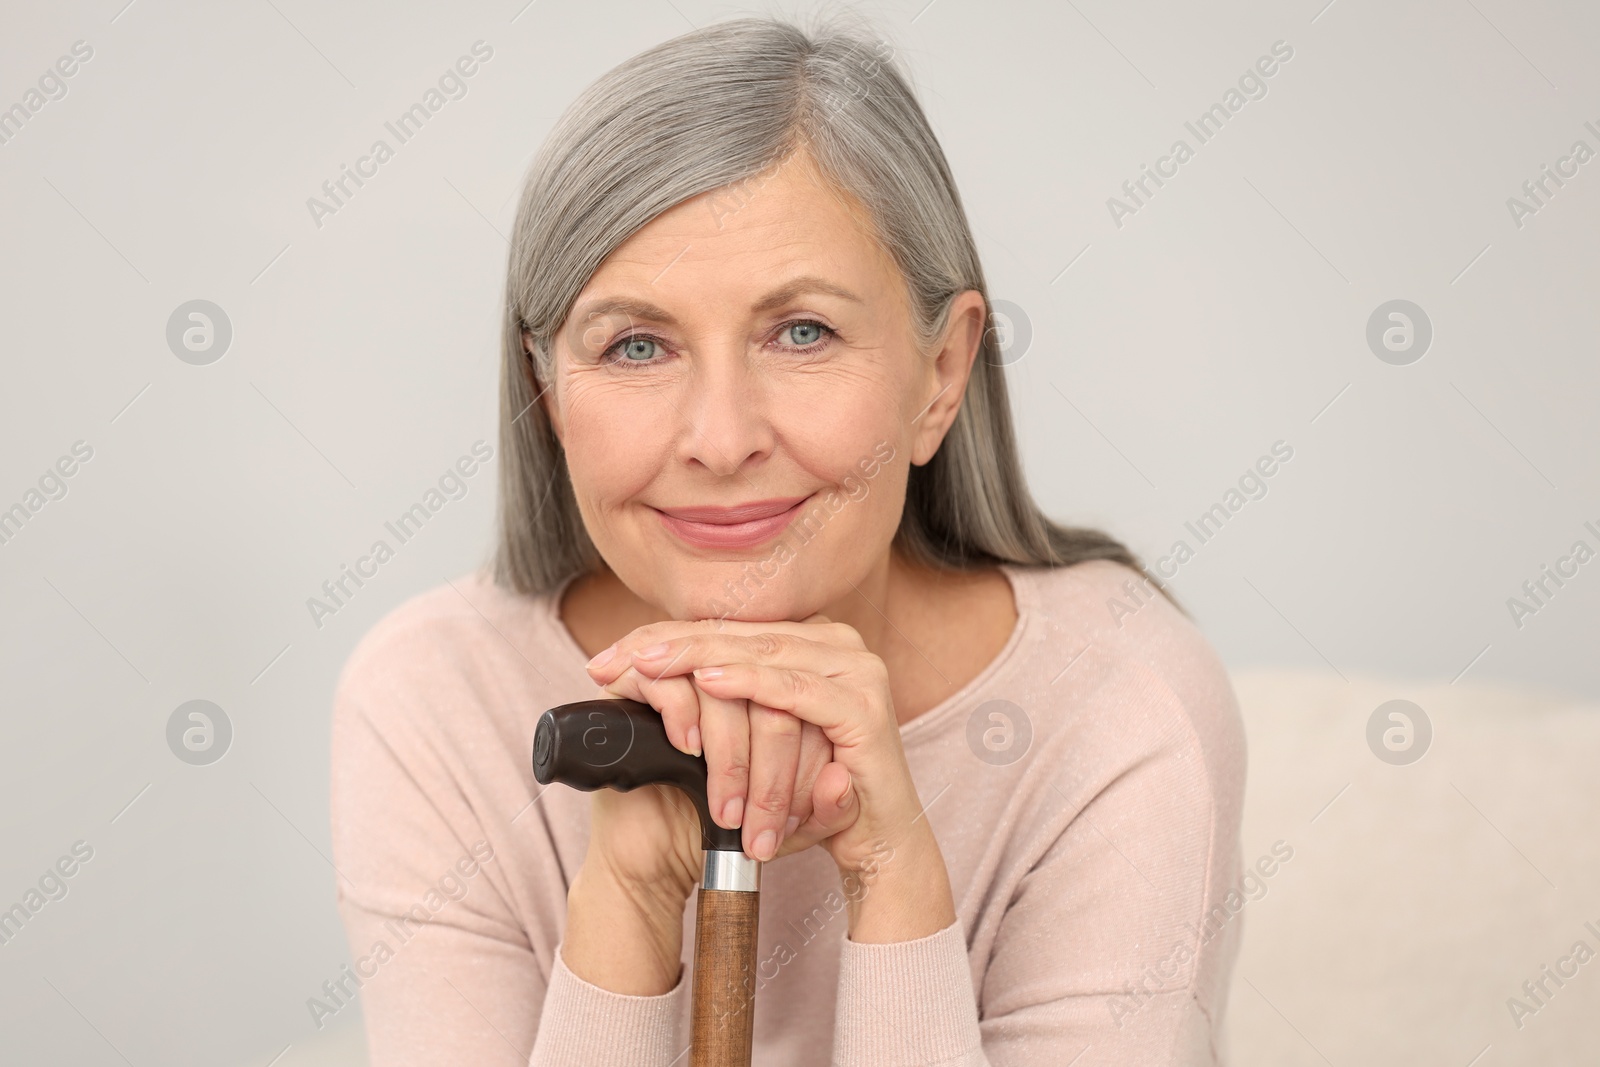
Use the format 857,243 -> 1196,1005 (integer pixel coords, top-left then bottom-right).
1225,669 -> 1600,1065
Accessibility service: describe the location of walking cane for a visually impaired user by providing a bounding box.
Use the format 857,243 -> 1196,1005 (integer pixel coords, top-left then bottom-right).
534,698 -> 760,1067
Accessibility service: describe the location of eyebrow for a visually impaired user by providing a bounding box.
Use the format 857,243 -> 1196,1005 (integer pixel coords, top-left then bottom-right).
572,276 -> 864,328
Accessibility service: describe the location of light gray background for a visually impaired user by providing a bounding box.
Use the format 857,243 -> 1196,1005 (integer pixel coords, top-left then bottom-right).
0,0 -> 1595,1063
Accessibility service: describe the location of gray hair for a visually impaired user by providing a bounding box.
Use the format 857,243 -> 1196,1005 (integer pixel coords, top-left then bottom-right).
492,12 -> 1174,611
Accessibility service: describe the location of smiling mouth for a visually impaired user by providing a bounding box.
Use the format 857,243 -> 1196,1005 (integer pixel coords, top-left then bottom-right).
652,495 -> 811,549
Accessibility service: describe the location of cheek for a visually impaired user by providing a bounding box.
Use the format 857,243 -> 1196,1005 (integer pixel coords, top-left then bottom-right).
784,357 -> 915,463
855,453 -> 907,523
558,381 -> 669,502
817,366 -> 914,535
785,419 -> 907,531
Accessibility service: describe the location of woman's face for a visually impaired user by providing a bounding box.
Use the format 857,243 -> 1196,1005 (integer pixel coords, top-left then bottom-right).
533,147 -> 980,622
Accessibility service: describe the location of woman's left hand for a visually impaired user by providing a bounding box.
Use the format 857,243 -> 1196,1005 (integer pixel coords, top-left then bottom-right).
585,616 -> 931,878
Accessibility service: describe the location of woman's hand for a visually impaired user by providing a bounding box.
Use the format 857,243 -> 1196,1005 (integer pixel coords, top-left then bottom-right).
562,626 -> 869,995
586,616 -> 954,926
558,783 -> 700,996
586,631 -> 855,864
586,780 -> 705,904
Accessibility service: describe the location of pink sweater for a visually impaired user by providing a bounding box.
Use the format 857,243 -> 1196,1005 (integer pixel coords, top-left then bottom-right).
329,559 -> 1247,1065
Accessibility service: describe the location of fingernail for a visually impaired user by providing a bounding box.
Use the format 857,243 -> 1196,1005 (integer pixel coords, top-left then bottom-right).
753,830 -> 777,861
722,796 -> 743,829
686,724 -> 702,756
785,815 -> 799,836
636,642 -> 670,659
586,645 -> 615,669
694,667 -> 724,680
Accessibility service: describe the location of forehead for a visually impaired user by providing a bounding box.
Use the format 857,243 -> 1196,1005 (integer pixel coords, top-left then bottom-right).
575,147 -> 899,307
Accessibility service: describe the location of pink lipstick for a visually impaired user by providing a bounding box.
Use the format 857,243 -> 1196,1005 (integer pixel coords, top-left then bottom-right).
654,495 -> 810,550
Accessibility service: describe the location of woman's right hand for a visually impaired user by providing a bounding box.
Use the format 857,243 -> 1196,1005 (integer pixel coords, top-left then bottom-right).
557,781 -> 702,997
585,780 -> 705,906
563,704 -> 858,996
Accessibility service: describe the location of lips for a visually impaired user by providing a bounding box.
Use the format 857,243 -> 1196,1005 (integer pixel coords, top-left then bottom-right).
653,495 -> 810,549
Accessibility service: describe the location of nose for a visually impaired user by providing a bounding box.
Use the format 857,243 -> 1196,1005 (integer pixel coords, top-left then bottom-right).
674,345 -> 775,477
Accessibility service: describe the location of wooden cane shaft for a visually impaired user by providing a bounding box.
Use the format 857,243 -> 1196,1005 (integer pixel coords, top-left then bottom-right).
690,887 -> 760,1067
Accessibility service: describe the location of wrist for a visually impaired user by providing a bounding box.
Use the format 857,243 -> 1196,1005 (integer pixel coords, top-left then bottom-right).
589,844 -> 699,910
841,825 -> 955,944
563,860 -> 690,995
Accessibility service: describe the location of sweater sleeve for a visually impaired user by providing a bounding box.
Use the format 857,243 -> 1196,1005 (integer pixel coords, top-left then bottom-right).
529,944 -> 690,1065
833,917 -> 986,1066
329,619 -> 694,1066
830,658 -> 1244,1067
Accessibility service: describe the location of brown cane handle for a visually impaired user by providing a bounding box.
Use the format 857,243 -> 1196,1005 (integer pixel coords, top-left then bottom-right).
691,886 -> 760,1066
532,699 -> 742,851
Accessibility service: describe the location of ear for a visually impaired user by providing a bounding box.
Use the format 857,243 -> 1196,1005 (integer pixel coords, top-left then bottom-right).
522,329 -> 563,442
909,290 -> 987,467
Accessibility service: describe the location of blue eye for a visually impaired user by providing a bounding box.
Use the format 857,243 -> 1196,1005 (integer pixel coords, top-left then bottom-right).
599,335 -> 663,367
618,337 -> 657,361
777,316 -> 838,350
785,321 -> 825,347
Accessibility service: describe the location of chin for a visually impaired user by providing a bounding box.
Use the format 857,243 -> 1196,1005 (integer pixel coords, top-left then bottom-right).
651,556 -> 813,623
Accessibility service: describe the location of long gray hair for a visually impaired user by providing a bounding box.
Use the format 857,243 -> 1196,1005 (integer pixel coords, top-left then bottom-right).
492,12 -> 1173,610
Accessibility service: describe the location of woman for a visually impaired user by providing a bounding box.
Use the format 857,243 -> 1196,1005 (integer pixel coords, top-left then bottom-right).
331,14 -> 1246,1066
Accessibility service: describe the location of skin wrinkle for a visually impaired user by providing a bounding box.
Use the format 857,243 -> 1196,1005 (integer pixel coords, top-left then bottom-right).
528,144 -> 985,643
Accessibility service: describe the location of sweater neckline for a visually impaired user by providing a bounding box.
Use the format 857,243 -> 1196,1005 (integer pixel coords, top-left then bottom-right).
538,562 -> 1036,740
